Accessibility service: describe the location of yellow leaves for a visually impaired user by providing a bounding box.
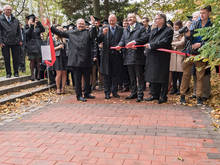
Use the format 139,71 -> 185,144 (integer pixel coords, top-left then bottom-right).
211,122 -> 220,129
202,58 -> 209,62
177,156 -> 184,161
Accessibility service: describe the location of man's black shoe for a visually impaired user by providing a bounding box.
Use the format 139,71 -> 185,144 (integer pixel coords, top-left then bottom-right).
158,98 -> 167,104
180,95 -> 186,104
197,97 -> 203,106
84,94 -> 95,99
113,94 -> 120,98
125,94 -> 137,99
14,73 -> 19,77
77,97 -> 87,102
105,95 -> 111,99
144,96 -> 159,101
136,97 -> 143,102
6,74 -> 11,78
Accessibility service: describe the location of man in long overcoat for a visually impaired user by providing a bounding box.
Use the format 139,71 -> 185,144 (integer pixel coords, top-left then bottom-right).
97,14 -> 124,99
127,13 -> 173,104
51,18 -> 97,102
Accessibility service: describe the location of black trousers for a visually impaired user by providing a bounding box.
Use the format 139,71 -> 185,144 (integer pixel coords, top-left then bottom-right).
127,64 -> 145,98
73,67 -> 91,98
150,82 -> 168,99
2,45 -> 20,75
171,71 -> 183,90
103,74 -> 118,96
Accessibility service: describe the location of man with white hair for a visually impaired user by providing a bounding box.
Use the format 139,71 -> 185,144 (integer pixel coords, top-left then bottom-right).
0,5 -> 22,78
96,14 -> 124,99
116,13 -> 146,102
51,17 -> 97,102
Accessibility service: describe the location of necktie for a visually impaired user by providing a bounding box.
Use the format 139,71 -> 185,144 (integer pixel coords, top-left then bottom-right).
7,16 -> 11,22
111,27 -> 115,35
130,25 -> 134,31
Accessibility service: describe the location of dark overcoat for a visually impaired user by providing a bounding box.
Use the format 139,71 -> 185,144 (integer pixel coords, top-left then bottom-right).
118,23 -> 146,66
136,25 -> 174,83
97,25 -> 124,76
51,26 -> 96,68
25,22 -> 45,54
0,14 -> 21,45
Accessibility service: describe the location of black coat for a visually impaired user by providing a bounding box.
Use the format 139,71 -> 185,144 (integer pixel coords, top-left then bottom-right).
118,23 -> 146,65
0,14 -> 21,45
25,22 -> 45,54
51,26 -> 96,68
97,25 -> 124,75
136,25 -> 174,83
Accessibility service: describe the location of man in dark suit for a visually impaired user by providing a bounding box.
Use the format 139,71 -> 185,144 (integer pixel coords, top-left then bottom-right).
51,18 -> 97,102
116,13 -> 146,102
97,14 -> 124,99
0,5 -> 22,78
127,13 -> 174,104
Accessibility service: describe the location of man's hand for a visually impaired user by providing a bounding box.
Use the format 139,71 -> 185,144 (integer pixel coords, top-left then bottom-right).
192,43 -> 201,50
126,40 -> 136,48
90,16 -> 95,26
0,43 -> 5,48
115,46 -> 122,51
103,27 -> 108,35
93,57 -> 97,62
19,42 -> 22,46
145,44 -> 150,49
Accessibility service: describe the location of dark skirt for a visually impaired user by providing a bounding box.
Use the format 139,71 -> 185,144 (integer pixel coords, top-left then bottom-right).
28,53 -> 41,60
54,55 -> 68,71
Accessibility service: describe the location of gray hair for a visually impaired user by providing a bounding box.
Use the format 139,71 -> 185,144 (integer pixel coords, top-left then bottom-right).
3,5 -> 12,10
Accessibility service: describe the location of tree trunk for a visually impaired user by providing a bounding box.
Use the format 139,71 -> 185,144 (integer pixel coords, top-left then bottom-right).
93,0 -> 101,19
104,0 -> 109,19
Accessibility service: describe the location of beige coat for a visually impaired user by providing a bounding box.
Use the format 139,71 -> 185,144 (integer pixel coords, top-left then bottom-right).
170,31 -> 185,72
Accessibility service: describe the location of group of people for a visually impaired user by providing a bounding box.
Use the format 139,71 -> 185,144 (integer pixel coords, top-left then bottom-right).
0,4 -> 215,105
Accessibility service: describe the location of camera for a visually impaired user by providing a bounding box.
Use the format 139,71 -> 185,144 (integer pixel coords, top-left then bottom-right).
179,26 -> 189,34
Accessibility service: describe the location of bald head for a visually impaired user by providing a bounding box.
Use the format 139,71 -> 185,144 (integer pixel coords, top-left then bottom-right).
3,5 -> 12,17
108,14 -> 117,27
76,18 -> 86,31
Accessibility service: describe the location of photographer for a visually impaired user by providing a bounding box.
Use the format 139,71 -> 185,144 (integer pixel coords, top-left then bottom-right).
180,5 -> 212,105
25,14 -> 45,81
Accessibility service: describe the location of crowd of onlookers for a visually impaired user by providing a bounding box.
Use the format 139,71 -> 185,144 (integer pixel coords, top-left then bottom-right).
0,4 -> 218,105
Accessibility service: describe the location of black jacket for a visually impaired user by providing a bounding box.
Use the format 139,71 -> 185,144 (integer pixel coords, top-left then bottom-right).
97,25 -> 124,75
25,22 -> 45,54
0,14 -> 21,45
136,25 -> 174,83
118,22 -> 146,65
51,26 -> 97,68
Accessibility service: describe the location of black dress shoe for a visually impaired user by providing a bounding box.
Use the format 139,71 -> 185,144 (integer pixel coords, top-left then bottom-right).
125,94 -> 137,99
84,94 -> 95,99
6,74 -> 11,78
77,97 -> 87,102
113,94 -> 120,98
158,98 -> 167,104
180,95 -> 186,104
14,73 -> 19,77
144,96 -> 159,101
105,95 -> 111,99
136,97 -> 143,102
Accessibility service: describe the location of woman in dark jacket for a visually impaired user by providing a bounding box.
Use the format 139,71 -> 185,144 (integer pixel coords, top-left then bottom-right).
53,25 -> 68,94
25,15 -> 45,81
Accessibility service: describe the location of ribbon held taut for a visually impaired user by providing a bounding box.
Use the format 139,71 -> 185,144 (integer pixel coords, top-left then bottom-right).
110,46 -> 194,57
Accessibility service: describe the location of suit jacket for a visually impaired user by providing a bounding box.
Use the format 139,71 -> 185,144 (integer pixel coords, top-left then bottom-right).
97,25 -> 124,75
119,22 -> 146,65
0,14 -> 21,45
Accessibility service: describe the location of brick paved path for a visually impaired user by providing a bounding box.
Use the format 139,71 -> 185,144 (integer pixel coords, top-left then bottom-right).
0,91 -> 220,165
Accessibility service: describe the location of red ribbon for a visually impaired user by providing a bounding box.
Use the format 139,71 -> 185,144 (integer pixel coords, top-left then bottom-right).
42,19 -> 56,66
110,46 -> 194,57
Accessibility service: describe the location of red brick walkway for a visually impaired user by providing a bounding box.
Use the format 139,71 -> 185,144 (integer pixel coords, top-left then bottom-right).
0,91 -> 220,165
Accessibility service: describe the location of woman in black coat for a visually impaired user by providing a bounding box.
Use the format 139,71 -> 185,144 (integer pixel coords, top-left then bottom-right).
127,13 -> 173,104
25,15 -> 45,80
